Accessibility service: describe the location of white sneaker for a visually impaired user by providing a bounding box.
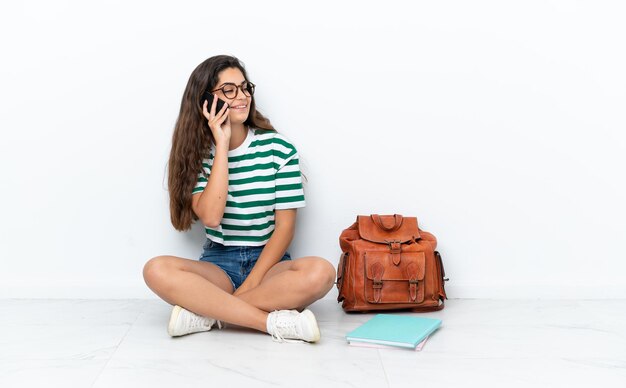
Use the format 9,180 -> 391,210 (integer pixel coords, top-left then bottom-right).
167,305 -> 222,337
266,309 -> 321,343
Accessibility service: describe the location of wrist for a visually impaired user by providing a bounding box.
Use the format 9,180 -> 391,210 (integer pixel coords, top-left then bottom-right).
215,142 -> 229,153
244,271 -> 264,285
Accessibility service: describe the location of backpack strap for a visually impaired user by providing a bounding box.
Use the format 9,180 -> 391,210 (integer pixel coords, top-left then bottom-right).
371,262 -> 385,303
405,262 -> 422,302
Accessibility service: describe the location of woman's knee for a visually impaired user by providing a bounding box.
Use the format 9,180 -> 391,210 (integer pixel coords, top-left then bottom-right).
143,256 -> 175,288
302,257 -> 336,293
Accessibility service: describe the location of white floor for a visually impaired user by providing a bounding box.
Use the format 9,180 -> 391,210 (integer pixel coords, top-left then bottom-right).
1,297 -> 625,388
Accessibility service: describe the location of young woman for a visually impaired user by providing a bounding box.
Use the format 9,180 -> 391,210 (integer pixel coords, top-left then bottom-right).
143,55 -> 335,343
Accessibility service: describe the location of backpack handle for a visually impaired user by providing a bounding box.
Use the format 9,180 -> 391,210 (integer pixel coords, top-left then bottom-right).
371,214 -> 403,232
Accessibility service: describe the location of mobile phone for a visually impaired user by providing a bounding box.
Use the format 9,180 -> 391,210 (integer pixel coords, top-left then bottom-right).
201,91 -> 229,114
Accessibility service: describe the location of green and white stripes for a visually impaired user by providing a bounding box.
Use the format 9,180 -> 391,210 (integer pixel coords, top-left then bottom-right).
192,129 -> 305,246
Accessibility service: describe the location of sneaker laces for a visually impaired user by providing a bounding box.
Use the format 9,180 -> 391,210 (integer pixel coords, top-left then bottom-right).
268,310 -> 304,343
188,312 -> 223,331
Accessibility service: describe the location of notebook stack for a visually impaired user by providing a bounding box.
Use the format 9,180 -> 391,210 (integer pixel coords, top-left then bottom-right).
345,314 -> 442,351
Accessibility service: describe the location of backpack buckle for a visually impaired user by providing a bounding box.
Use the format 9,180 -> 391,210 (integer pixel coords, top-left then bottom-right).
385,240 -> 402,265
385,240 -> 402,254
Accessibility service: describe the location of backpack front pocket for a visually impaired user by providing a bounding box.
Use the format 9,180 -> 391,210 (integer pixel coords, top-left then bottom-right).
364,250 -> 426,304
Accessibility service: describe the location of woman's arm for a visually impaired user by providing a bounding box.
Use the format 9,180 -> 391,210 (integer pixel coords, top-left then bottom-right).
191,99 -> 231,227
233,208 -> 297,294
192,143 -> 229,227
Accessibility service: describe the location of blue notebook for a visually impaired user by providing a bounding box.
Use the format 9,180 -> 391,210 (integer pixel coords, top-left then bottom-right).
346,314 -> 442,349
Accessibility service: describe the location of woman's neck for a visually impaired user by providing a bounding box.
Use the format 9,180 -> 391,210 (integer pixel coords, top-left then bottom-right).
229,122 -> 248,150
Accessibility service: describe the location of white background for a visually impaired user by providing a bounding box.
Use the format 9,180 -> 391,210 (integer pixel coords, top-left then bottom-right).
1,1 -> 624,299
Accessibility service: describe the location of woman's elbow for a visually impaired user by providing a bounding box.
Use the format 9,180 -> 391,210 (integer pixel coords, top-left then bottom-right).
197,211 -> 221,228
201,216 -> 221,228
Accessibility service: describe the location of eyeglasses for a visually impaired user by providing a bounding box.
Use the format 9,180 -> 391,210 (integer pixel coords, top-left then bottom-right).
210,81 -> 255,99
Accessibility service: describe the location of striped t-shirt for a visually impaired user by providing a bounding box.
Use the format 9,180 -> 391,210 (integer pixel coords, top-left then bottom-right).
192,128 -> 306,246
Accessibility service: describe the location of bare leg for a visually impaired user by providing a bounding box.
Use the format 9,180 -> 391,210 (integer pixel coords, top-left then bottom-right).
236,256 -> 336,311
143,256 -> 269,332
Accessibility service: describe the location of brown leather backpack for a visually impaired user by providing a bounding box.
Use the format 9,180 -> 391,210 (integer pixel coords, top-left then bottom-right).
336,214 -> 448,312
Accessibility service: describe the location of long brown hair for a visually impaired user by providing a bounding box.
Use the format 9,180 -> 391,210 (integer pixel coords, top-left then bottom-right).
168,55 -> 275,231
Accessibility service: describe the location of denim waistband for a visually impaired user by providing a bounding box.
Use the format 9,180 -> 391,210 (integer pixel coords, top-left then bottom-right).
202,240 -> 267,263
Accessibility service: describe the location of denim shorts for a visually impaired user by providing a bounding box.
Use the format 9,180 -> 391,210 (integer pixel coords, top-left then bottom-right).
198,239 -> 292,291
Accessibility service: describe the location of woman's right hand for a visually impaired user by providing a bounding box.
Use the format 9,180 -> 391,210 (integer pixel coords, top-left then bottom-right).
202,95 -> 231,148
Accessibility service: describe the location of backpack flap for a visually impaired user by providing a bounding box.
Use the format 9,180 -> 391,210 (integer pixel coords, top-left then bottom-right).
357,214 -> 421,244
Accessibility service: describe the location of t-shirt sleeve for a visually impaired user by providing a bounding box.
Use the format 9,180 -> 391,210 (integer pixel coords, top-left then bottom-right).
273,136 -> 306,210
192,159 -> 211,195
